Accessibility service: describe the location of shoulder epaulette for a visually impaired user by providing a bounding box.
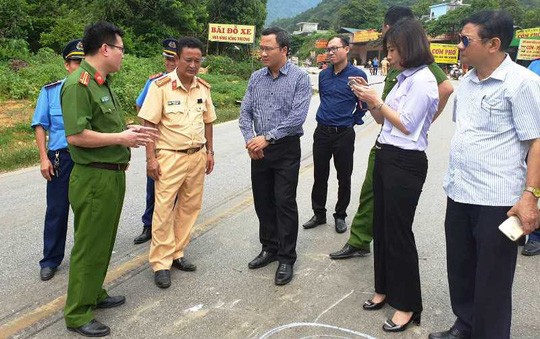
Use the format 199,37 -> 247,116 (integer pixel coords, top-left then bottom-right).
149,72 -> 164,80
197,77 -> 211,89
155,76 -> 171,87
43,80 -> 62,89
79,72 -> 90,86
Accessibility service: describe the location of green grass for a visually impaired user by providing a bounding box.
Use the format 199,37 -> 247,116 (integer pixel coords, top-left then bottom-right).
0,52 -> 249,173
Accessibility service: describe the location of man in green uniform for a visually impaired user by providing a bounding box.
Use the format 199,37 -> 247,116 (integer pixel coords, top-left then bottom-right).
330,6 -> 454,259
61,21 -> 157,337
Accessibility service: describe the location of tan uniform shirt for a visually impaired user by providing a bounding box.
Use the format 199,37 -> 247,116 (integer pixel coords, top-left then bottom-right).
138,70 -> 216,150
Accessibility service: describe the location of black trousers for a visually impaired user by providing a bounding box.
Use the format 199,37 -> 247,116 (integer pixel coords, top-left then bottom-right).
445,198 -> 517,339
311,124 -> 355,219
251,136 -> 301,265
41,149 -> 74,269
373,143 -> 427,313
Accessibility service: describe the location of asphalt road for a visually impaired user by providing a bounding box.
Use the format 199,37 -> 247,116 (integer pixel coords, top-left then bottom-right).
0,74 -> 539,339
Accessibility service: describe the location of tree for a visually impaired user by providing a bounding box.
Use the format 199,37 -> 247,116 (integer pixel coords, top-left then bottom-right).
0,0 -> 31,40
337,0 -> 385,30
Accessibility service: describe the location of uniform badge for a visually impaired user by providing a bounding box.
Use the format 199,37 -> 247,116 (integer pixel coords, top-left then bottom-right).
101,96 -> 110,103
76,41 -> 83,51
197,98 -> 203,104
149,72 -> 164,80
169,41 -> 177,49
197,77 -> 211,89
79,72 -> 90,86
172,80 -> 177,90
155,76 -> 171,87
95,72 -> 105,85
167,100 -> 181,106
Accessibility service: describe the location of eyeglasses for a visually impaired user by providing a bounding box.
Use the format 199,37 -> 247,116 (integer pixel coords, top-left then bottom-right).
325,46 -> 343,53
259,46 -> 281,53
106,43 -> 125,53
458,34 -> 486,48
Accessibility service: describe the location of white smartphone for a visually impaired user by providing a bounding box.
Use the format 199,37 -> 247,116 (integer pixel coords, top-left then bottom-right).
498,216 -> 524,241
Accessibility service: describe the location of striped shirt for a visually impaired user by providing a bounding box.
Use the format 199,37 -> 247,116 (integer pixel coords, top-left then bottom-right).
444,55 -> 540,206
239,61 -> 312,143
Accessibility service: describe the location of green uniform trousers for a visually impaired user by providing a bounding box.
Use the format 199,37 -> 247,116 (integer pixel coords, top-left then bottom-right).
64,164 -> 126,328
347,145 -> 376,250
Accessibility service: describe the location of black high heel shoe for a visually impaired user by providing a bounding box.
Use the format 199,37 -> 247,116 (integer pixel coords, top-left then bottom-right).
362,299 -> 386,310
382,311 -> 421,332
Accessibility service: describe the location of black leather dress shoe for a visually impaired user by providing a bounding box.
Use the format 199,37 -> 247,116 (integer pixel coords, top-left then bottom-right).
382,312 -> 421,332
40,267 -> 57,281
522,241 -> 540,256
133,226 -> 151,245
429,327 -> 470,339
335,218 -> 347,233
275,263 -> 293,285
96,295 -> 126,309
248,250 -> 277,269
362,298 -> 386,310
154,269 -> 171,289
172,257 -> 197,271
302,215 -> 326,229
329,244 -> 371,259
67,319 -> 110,337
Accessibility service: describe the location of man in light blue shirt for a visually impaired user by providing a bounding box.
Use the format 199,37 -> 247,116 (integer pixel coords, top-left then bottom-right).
430,10 -> 540,339
522,58 -> 540,256
31,39 -> 84,281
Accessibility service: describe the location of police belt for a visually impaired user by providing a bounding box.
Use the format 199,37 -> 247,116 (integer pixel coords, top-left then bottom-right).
87,162 -> 130,171
48,148 -> 69,153
162,146 -> 203,154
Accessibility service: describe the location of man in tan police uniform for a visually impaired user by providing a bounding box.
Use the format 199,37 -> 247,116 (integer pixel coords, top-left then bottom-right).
138,37 -> 215,289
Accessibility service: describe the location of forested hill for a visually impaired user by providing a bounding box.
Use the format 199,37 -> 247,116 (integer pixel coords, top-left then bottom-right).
265,0 -> 323,26
270,0 -> 540,32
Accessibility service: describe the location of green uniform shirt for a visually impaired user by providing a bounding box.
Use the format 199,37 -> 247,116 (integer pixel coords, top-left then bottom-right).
382,62 -> 447,100
61,60 -> 130,165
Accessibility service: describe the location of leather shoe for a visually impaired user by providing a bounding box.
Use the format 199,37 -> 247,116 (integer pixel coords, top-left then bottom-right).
96,295 -> 125,309
429,327 -> 470,339
275,263 -> 293,285
382,312 -> 421,332
67,319 -> 110,337
329,243 -> 371,259
362,298 -> 386,310
335,218 -> 347,233
522,240 -> 540,256
172,257 -> 197,271
248,250 -> 277,269
133,226 -> 151,244
154,269 -> 171,289
302,215 -> 326,229
40,266 -> 57,281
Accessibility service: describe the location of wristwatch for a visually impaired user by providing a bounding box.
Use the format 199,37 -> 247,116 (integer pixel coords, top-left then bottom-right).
264,134 -> 275,144
524,186 -> 540,198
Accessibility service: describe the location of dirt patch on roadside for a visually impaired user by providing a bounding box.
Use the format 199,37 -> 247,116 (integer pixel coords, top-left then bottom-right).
0,100 -> 34,128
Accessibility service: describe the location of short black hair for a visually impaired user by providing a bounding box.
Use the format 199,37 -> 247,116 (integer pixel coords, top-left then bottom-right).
261,27 -> 290,53
330,35 -> 350,47
461,10 -> 514,51
383,19 -> 434,69
384,6 -> 414,26
83,21 -> 124,56
176,37 -> 204,55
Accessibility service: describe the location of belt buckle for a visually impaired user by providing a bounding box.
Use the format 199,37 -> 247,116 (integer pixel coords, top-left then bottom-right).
186,148 -> 197,155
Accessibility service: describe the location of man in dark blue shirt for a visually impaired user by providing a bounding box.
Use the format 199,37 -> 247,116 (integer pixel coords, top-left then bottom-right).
303,35 -> 367,233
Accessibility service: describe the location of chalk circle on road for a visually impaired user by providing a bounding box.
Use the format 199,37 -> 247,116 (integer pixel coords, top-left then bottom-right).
259,322 -> 377,339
